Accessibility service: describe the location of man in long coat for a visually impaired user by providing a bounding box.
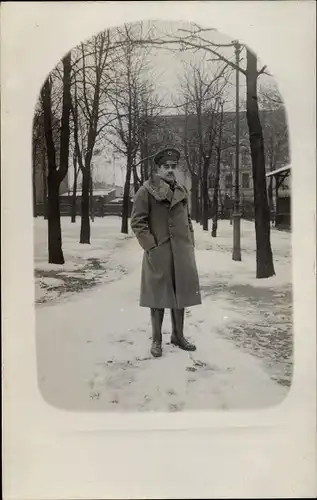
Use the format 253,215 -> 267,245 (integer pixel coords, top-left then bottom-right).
130,147 -> 202,358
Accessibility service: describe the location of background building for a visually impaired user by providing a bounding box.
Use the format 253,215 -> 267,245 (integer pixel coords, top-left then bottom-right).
147,110 -> 289,220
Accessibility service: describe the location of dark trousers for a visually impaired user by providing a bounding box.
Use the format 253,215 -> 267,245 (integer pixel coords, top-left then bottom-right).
150,308 -> 185,343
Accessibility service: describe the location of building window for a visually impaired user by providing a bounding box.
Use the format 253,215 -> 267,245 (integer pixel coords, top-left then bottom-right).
225,174 -> 232,189
242,173 -> 250,188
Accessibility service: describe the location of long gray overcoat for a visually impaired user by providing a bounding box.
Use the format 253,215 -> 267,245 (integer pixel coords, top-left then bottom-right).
130,175 -> 202,309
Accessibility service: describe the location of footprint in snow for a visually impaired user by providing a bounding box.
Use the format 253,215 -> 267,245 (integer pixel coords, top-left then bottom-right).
137,394 -> 151,410
187,378 -> 196,384
168,402 -> 184,412
167,388 -> 177,396
116,338 -> 134,345
90,391 -> 101,400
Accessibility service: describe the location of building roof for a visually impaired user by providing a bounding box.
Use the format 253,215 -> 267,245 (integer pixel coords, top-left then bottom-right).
266,164 -> 291,178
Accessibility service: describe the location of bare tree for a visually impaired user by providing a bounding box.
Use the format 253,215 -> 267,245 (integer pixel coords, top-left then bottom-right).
182,103 -> 201,221
70,148 -> 80,223
42,142 -> 48,220
33,97 -> 62,219
108,24 -> 158,234
69,75 -> 81,224
211,100 -> 224,237
138,90 -> 163,184
32,108 -> 43,217
71,30 -> 118,244
108,43 -> 140,233
41,51 -> 71,264
245,49 -> 275,277
89,163 -> 95,222
179,57 -> 229,231
138,97 -> 151,184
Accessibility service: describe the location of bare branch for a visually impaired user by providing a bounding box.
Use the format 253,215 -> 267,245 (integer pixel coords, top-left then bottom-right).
130,35 -> 247,76
257,64 -> 272,77
177,27 -> 236,48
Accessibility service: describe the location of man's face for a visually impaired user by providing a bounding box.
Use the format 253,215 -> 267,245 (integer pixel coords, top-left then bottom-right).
157,160 -> 179,183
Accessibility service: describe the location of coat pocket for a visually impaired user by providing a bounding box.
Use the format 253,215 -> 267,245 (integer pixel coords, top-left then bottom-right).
148,245 -> 161,262
147,245 -> 164,276
147,245 -> 158,255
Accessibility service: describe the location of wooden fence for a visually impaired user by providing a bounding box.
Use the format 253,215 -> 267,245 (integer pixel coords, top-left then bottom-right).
35,197 -> 132,218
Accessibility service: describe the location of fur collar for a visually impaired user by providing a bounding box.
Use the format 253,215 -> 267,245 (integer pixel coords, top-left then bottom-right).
143,175 -> 188,207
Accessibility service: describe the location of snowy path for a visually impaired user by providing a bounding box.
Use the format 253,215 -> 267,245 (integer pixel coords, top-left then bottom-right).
36,228 -> 289,412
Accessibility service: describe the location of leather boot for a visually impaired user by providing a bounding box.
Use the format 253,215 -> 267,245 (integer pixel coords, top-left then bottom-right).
171,309 -> 196,351
150,308 -> 165,357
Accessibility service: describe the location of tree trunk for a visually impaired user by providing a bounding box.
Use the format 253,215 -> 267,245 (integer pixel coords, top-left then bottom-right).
212,106 -> 224,237
218,189 -> 224,219
140,163 -> 144,185
71,152 -> 78,223
41,52 -> 71,262
47,171 -> 64,264
246,49 -> 275,278
212,149 -> 221,237
195,182 -> 201,223
71,193 -> 77,223
42,149 -> 48,220
202,156 -> 209,231
191,173 -> 198,220
90,172 -> 95,222
141,136 -> 149,181
268,177 -> 274,217
59,52 -> 72,181
121,157 -> 132,234
268,159 -> 275,219
198,179 -> 204,225
195,179 -> 200,222
132,163 -> 139,194
80,169 -> 90,243
32,147 -> 37,217
195,161 -> 202,223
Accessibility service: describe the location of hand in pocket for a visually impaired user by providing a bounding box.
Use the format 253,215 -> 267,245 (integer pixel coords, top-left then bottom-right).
148,245 -> 159,256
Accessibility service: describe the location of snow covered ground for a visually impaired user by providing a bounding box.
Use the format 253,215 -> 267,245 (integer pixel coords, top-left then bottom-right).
34,216 -> 293,412
34,217 -> 133,304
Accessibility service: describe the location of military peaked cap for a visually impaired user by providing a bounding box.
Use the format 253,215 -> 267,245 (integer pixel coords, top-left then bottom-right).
153,147 -> 181,165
